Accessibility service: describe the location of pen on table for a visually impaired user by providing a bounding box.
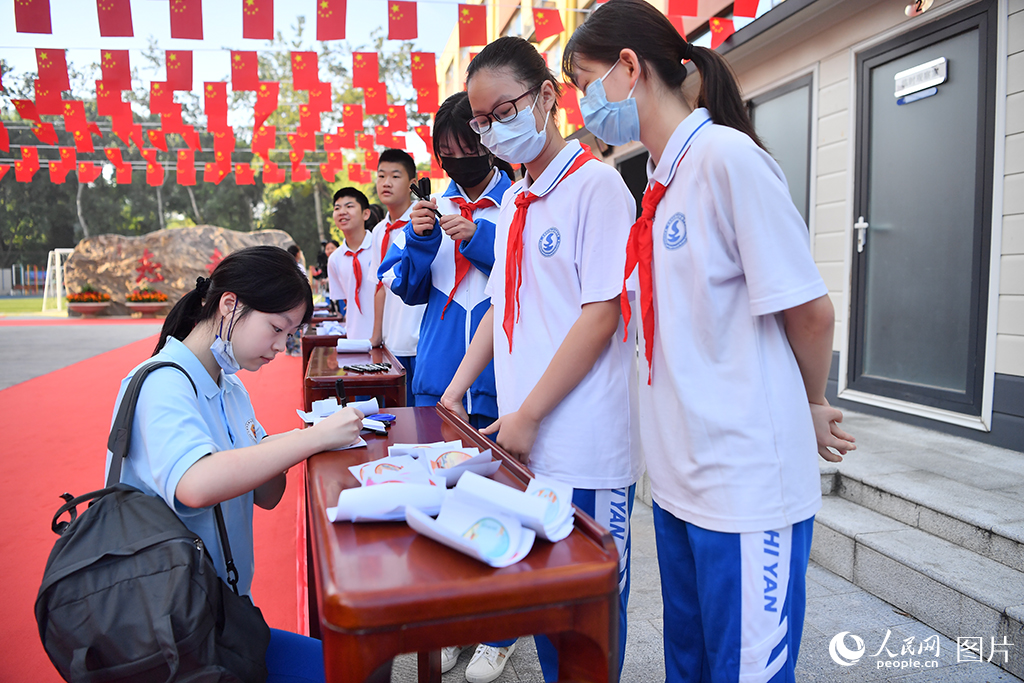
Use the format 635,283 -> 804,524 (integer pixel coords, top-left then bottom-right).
335,378 -> 347,407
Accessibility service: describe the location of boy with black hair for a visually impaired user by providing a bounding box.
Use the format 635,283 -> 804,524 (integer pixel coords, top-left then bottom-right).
372,149 -> 426,400
327,187 -> 376,340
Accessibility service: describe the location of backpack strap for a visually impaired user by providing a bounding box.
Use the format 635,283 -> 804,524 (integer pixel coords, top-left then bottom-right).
106,361 -> 197,488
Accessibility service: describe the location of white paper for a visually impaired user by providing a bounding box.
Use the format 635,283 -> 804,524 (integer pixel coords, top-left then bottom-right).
388,441 -> 461,458
362,418 -> 388,433
348,455 -> 423,486
406,496 -> 535,567
336,338 -> 372,353
327,483 -> 446,522
330,437 -> 367,451
315,321 -> 345,336
364,469 -> 446,488
297,397 -> 380,424
415,446 -> 502,486
456,472 -> 574,542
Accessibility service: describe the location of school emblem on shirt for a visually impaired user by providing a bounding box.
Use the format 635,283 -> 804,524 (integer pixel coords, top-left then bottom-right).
245,418 -> 259,444
663,213 -> 687,250
538,227 -> 561,257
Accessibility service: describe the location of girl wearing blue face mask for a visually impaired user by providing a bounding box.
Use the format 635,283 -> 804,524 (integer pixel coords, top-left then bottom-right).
106,246 -> 365,683
564,2 -> 856,682
440,36 -> 643,683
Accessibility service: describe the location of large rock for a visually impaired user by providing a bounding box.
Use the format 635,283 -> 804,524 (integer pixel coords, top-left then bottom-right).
65,226 -> 297,316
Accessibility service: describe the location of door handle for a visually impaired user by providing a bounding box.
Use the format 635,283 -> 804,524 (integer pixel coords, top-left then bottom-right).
854,216 -> 869,253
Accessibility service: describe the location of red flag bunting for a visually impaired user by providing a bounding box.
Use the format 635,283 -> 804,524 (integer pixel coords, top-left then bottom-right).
385,104 -> 407,130
364,148 -> 379,170
667,0 -> 698,15
375,125 -> 398,148
733,0 -> 759,18
458,4 -> 487,47
287,130 -> 316,152
414,124 -> 432,151
183,128 -> 201,150
96,80 -> 128,117
72,128 -> 95,153
298,104 -> 321,134
100,50 -> 131,89
346,163 -> 363,183
104,147 -> 124,166
316,0 -> 346,40
292,159 -> 311,182
308,83 -> 331,111
231,51 -> 260,91
147,129 -> 169,151
36,48 -> 69,90
166,51 -> 193,90
96,0 -> 133,36
77,161 -> 102,184
559,88 -> 584,127
0,121 -> 8,153
363,82 -> 388,115
252,125 -> 276,159
34,79 -> 62,115
0,166 -> 9,183
291,52 -> 318,90
12,99 -> 41,124
532,8 -> 563,41
357,132 -> 374,151
235,163 -> 255,185
388,1 -> 417,40
324,128 -> 354,149
15,0 -> 52,33
33,123 -> 59,145
263,161 -> 285,183
204,162 -> 229,184
161,110 -> 186,134
242,0 -> 273,39
177,149 -> 196,185
150,82 -> 174,114
320,164 -> 338,183
342,104 -> 362,131
429,156 -> 445,180
352,52 -> 378,88
169,0 -> 203,39
416,83 -> 439,114
204,82 -> 229,130
50,161 -> 71,184
410,52 -> 435,88
709,17 -> 735,49
254,81 -> 279,129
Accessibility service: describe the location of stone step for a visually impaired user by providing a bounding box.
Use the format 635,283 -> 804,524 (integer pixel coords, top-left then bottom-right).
812,495 -> 1024,679
820,458 -> 1024,573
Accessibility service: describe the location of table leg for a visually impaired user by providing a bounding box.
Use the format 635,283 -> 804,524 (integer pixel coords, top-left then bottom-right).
417,650 -> 441,683
553,597 -> 617,683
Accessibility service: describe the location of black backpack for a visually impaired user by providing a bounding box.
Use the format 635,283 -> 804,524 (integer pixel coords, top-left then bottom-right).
35,361 -> 271,682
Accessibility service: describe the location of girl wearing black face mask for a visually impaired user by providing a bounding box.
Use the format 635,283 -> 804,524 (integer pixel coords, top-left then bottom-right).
392,92 -> 512,436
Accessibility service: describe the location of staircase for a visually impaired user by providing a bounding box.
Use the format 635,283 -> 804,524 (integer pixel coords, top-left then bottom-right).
812,412 -> 1024,679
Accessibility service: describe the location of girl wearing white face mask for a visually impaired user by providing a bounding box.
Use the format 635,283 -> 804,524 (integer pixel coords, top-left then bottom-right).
440,36 -> 642,683
564,2 -> 857,682
105,246 -> 365,683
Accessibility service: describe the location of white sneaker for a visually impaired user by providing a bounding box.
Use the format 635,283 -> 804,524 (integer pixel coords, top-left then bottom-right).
465,642 -> 516,683
442,645 -> 468,674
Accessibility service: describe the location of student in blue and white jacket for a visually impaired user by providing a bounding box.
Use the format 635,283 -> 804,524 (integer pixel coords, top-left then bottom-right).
383,91 -> 513,428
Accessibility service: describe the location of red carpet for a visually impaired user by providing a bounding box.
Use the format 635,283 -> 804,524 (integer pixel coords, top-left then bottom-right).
0,335 -> 308,680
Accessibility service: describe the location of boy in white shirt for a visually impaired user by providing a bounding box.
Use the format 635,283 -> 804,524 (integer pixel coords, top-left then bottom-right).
326,188 -> 375,340
372,148 -> 426,401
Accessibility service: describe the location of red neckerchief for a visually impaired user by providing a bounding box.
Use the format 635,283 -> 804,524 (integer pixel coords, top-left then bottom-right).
345,246 -> 366,311
444,195 -> 496,319
376,218 -> 407,292
503,147 -> 597,352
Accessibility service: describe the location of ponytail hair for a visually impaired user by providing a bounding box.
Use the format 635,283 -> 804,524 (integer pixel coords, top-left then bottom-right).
154,245 -> 313,355
563,0 -> 764,150
467,36 -> 562,117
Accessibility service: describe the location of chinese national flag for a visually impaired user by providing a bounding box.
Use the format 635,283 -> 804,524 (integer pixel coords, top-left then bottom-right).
374,125 -> 398,148
15,0 -> 51,33
316,0 -> 345,40
150,82 -> 174,114
50,161 -> 72,184
666,0 -> 698,15
62,100 -> 88,131
287,130 -> 315,152
347,163 -> 364,183
242,0 -> 273,39
166,51 -> 193,90
363,82 -> 388,115
410,52 -> 435,88
291,160 -> 311,182
12,99 -> 41,124
559,88 -> 584,128
177,149 -> 196,185
298,105 -> 321,134
115,164 -> 132,183
708,17 -> 735,49
352,52 -> 378,88
308,83 -> 331,111
147,129 -> 169,152
32,123 -> 58,145
231,51 -> 260,90
429,155 -> 445,180
77,161 -> 102,183
416,83 -> 438,114
72,129 -> 95,153
325,151 -> 343,170
388,1 -> 416,40
458,4 -> 486,47
263,161 -> 285,183
36,49 -> 69,90
214,130 -> 236,157
100,50 -> 131,90
15,162 -> 38,183
320,164 -> 337,183
104,146 -> 123,165
342,104 -> 362,130
161,110 -> 186,134
96,0 -> 134,36
254,81 -> 279,129
385,104 -> 407,131
169,0 -> 203,39
733,0 -> 759,18
357,132 -> 374,151
235,163 -> 255,185
0,166 -> 8,183
204,82 -> 228,115
34,80 -> 63,115
0,121 -> 8,153
251,125 -> 275,159
364,148 -> 379,170
291,52 -> 318,90
183,128 -> 201,150
414,124 -> 432,151
142,151 -> 165,186
532,8 -> 563,41
325,127 -> 354,149
204,163 -> 229,185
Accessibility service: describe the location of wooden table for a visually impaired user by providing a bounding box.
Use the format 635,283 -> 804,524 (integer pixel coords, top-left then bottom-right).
304,345 -> 407,410
305,405 -> 620,683
301,334 -> 345,380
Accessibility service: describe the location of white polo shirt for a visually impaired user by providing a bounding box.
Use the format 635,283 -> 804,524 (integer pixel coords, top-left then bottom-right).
104,337 -> 266,596
373,206 -> 426,356
486,140 -> 643,490
327,230 -> 375,340
641,108 -> 827,533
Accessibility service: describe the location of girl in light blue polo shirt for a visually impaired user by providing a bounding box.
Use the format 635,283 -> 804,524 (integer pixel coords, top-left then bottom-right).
106,246 -> 364,683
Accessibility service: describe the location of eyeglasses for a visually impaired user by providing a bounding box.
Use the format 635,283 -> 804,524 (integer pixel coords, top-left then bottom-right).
468,83 -> 543,134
